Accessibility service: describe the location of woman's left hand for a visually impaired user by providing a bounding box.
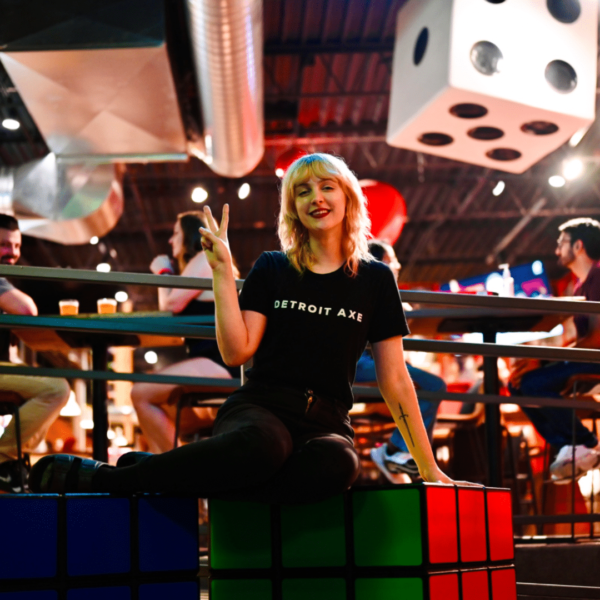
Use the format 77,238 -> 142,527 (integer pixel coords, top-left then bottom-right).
420,465 -> 483,488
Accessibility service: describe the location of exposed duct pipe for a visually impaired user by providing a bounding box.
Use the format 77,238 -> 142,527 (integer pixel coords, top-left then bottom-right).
186,0 -> 264,178
0,155 -> 123,245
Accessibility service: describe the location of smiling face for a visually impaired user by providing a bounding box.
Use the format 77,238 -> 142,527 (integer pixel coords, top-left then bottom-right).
293,176 -> 347,236
169,220 -> 184,260
0,228 -> 21,265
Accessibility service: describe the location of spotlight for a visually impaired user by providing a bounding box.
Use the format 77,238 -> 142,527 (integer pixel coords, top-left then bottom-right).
492,181 -> 505,196
144,351 -> 158,365
115,291 -> 128,303
90,236 -> 99,245
2,118 -> 20,131
192,187 -> 208,203
238,183 -> 251,199
548,175 -> 566,188
563,158 -> 583,181
96,262 -> 111,272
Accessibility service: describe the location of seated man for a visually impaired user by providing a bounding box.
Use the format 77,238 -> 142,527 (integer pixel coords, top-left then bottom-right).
509,218 -> 600,483
0,214 -> 70,492
360,241 -> 445,481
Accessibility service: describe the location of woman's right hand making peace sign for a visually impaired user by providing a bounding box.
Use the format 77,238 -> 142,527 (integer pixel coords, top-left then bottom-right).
200,205 -> 233,272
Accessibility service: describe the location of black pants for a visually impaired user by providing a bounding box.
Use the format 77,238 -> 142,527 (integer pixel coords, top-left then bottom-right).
94,381 -> 360,504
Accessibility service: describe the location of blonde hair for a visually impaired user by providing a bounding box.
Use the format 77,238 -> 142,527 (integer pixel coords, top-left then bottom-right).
278,153 -> 372,276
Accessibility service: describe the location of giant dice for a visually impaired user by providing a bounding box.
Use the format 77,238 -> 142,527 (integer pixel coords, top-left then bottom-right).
386,0 -> 597,173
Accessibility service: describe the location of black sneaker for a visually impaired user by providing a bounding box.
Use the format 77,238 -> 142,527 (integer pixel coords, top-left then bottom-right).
0,459 -> 29,493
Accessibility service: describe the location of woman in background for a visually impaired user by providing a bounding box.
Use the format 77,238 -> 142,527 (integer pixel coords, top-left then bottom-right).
131,211 -> 238,454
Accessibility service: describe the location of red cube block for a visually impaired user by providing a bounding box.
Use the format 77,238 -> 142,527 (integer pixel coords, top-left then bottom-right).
429,571 -> 459,600
425,485 -> 459,565
462,568 -> 489,600
486,489 -> 514,562
458,488 -> 487,563
490,567 -> 517,600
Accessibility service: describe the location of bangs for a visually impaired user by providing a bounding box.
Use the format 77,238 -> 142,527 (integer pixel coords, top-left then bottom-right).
286,155 -> 344,193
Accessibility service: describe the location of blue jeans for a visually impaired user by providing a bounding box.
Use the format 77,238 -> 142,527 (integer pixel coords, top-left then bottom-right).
355,353 -> 444,453
508,361 -> 600,448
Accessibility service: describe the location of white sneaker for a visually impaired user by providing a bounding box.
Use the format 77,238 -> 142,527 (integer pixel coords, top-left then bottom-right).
549,444 -> 600,484
369,446 -> 412,484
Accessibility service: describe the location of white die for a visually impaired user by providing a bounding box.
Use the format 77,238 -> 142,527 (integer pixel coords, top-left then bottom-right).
386,0 -> 597,173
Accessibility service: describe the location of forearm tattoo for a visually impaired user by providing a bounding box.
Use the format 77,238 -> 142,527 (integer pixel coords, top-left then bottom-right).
397,403 -> 414,447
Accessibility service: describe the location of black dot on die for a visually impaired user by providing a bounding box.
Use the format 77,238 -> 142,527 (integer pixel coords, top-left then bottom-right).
449,103 -> 488,119
470,41 -> 503,76
418,133 -> 454,146
413,28 -> 429,66
547,0 -> 581,23
521,121 -> 559,136
485,0 -> 506,4
486,148 -> 522,161
545,60 -> 577,93
468,126 -> 504,141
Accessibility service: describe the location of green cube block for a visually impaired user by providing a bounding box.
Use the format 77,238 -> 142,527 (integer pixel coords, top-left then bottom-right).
211,578 -> 272,600
209,500 -> 271,569
281,495 -> 346,567
353,488 -> 422,567
355,577 -> 423,600
282,578 -> 346,600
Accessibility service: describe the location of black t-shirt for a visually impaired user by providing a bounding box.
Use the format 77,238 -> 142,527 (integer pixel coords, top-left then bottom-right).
239,251 -> 410,408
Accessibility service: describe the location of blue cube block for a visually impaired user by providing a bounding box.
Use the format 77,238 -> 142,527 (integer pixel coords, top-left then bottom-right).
66,496 -> 130,576
67,587 -> 130,600
139,582 -> 198,600
0,496 -> 58,579
138,497 -> 198,572
0,593 -> 57,600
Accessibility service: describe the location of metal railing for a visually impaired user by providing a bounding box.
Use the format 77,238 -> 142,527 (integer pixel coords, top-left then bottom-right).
1,264 -> 599,537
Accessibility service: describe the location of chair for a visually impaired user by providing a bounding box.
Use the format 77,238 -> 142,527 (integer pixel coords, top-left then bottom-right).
171,383 -> 240,449
0,391 -> 25,492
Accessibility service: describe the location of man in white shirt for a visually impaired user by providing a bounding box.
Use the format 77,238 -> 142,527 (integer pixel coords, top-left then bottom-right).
0,214 -> 70,492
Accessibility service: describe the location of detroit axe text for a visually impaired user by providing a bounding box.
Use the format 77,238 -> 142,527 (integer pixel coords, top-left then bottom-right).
274,299 -> 363,322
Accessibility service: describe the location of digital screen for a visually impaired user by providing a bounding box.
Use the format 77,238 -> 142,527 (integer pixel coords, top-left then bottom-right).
439,261 -> 551,297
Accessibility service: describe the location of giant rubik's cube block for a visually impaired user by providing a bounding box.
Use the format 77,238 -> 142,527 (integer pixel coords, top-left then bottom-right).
0,494 -> 200,599
209,484 -> 516,600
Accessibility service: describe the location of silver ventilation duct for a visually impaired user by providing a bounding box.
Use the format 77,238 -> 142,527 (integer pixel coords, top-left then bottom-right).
0,0 -> 187,159
186,0 -> 264,177
0,155 -> 123,245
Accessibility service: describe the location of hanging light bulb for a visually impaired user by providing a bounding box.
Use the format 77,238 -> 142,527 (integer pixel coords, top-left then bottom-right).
492,181 -> 505,196
563,158 -> 583,181
238,183 -> 251,199
191,187 -> 208,203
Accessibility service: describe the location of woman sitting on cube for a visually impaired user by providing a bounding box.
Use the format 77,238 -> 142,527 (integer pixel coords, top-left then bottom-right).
30,153 -> 472,500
